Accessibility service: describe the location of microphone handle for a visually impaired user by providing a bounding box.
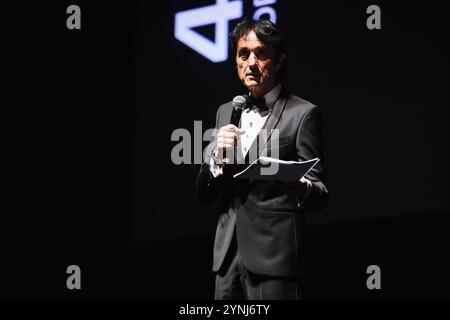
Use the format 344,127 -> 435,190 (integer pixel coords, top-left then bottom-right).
230,107 -> 243,127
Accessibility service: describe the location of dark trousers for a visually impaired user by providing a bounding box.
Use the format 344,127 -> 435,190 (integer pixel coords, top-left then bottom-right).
214,238 -> 302,300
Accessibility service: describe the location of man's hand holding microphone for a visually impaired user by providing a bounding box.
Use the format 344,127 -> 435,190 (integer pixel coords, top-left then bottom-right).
211,124 -> 245,166
211,95 -> 248,166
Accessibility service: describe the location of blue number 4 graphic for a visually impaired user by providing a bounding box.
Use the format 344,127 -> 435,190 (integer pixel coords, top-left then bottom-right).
175,0 -> 243,63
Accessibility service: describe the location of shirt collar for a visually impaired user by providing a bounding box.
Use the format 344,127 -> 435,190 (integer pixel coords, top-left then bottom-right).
249,84 -> 282,111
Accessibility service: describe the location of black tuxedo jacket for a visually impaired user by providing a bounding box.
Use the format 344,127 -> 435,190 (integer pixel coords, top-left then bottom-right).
196,88 -> 329,277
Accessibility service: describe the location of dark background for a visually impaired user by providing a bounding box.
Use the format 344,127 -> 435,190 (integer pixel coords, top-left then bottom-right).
2,0 -> 450,300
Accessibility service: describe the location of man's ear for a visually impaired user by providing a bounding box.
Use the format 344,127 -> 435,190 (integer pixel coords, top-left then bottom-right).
276,53 -> 286,71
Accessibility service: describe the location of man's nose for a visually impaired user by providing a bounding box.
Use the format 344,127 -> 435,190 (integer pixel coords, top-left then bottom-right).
248,52 -> 257,67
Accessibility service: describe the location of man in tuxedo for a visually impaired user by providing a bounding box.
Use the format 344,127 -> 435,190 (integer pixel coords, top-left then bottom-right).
196,18 -> 329,300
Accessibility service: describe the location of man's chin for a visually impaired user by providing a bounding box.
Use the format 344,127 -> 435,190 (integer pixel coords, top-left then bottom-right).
244,81 -> 260,90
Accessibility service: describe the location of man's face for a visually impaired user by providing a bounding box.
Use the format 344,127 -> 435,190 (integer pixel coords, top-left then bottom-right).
235,30 -> 284,97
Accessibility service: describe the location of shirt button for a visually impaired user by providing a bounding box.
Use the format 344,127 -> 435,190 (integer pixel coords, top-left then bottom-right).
243,147 -> 247,151
246,134 -> 249,138
249,122 -> 253,127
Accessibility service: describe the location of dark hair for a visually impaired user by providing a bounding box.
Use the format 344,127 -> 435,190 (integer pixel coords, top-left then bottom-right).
230,18 -> 287,81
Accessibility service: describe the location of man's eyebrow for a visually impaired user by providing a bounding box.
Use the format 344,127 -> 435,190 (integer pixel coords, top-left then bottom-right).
238,45 -> 266,51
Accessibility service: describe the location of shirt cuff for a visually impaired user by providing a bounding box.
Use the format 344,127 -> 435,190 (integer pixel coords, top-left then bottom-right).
209,157 -> 224,178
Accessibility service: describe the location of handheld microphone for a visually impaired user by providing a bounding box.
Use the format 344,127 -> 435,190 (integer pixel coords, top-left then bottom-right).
222,95 -> 249,164
230,95 -> 249,127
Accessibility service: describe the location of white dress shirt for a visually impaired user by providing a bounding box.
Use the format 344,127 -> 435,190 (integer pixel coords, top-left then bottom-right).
240,84 -> 281,158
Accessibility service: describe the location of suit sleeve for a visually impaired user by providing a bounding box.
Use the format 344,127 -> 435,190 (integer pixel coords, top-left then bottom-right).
296,105 -> 330,210
195,104 -> 227,202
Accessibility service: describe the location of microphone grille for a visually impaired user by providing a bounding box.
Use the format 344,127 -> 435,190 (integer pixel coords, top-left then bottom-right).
232,95 -> 247,110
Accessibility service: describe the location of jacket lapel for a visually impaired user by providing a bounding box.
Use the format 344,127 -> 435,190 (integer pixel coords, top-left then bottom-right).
244,88 -> 289,163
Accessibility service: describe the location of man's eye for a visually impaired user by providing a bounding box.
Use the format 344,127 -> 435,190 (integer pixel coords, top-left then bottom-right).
238,50 -> 249,59
255,49 -> 268,60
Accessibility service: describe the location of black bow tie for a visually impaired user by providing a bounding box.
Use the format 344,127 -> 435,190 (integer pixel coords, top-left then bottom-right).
247,96 -> 268,113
